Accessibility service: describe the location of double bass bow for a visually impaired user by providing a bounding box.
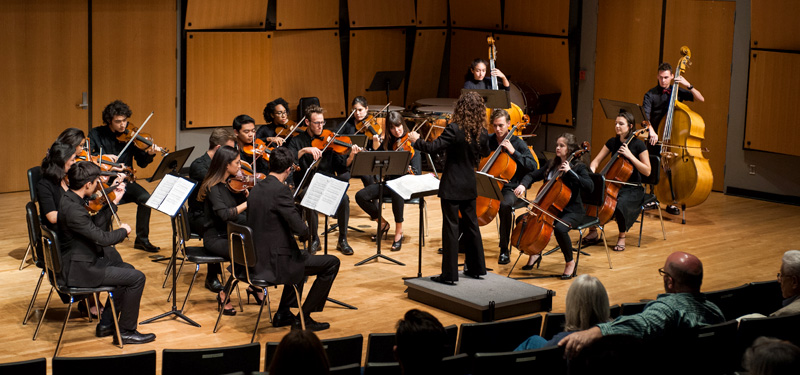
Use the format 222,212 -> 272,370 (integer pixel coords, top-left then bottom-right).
654,46 -> 713,222
510,142 -> 590,255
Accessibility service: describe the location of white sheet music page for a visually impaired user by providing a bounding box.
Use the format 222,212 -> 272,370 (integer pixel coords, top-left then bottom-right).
386,173 -> 440,200
300,174 -> 349,217
145,174 -> 196,217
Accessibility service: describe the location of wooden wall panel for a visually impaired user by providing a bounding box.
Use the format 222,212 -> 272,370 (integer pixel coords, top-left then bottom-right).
450,0 -> 501,29
751,0 -> 800,50
276,0 -> 338,30
591,0 -> 661,160
663,0 -> 735,192
448,29 -> 494,98
349,29 -> 407,107
185,0 -> 268,30
348,0 -> 415,28
270,30 -> 346,117
416,0 -> 448,27
495,34 -> 573,126
745,51 -> 800,157
406,29 -> 448,108
186,32 -> 272,128
93,0 -> 177,179
504,0 -> 569,36
0,0 -> 88,193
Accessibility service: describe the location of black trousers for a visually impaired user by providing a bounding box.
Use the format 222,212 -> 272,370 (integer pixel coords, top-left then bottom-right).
355,183 -> 405,223
553,212 -> 584,263
498,188 -> 520,253
277,254 -> 340,315
118,181 -> 152,241
441,198 -> 486,281
97,261 -> 146,332
304,194 -> 350,241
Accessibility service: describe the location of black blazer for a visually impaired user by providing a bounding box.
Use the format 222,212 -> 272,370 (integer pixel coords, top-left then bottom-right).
247,175 -> 310,285
57,190 -> 127,287
519,162 -> 594,216
412,122 -> 490,200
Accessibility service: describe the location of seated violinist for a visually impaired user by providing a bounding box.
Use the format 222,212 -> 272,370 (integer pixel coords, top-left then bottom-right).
56,127 -> 88,154
583,111 -> 650,252
285,105 -> 362,255
355,111 -> 421,251
257,97 -> 292,147
339,96 -> 370,136
233,114 -> 269,175
514,133 -> 593,278
196,145 -> 248,316
88,100 -> 160,252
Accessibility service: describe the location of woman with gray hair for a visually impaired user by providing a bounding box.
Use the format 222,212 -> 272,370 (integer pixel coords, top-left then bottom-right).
515,274 -> 611,350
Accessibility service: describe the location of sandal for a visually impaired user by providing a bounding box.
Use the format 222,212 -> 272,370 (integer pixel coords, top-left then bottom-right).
371,221 -> 390,242
613,236 -> 626,252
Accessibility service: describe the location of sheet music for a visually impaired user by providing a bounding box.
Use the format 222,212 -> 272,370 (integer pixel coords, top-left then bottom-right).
300,174 -> 349,217
386,173 -> 440,200
145,174 -> 197,217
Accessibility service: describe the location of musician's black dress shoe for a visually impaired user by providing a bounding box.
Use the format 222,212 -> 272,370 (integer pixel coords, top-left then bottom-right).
337,238 -> 354,255
113,330 -> 156,345
308,238 -> 321,255
293,315 -> 330,332
204,277 -> 223,293
96,323 -> 115,338
666,205 -> 681,215
272,311 -> 296,328
134,239 -> 160,252
498,251 -> 510,265
430,275 -> 456,285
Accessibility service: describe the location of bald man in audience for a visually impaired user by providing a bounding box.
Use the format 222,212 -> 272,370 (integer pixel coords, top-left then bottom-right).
559,251 -> 725,358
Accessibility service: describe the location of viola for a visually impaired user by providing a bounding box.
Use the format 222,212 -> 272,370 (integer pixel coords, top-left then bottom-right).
510,141 -> 590,255
115,122 -> 169,156
475,118 -> 529,226
311,129 -> 354,155
85,181 -> 125,214
226,172 -> 258,193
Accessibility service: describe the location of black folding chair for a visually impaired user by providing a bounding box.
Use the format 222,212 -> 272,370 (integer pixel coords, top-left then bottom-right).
321,334 -> 364,368
162,343 -> 260,375
20,166 -> 42,270
473,346 -> 566,375
23,202 -> 45,325
53,350 -> 156,375
703,283 -> 750,320
0,357 -> 45,374
541,312 -> 567,340
637,155 -> 666,246
457,314 -> 543,356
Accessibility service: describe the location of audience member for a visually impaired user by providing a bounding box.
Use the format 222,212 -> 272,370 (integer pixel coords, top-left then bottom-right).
743,336 -> 800,375
559,251 -> 724,358
774,250 -> 800,317
516,274 -> 610,350
395,309 -> 448,375
267,329 -> 330,375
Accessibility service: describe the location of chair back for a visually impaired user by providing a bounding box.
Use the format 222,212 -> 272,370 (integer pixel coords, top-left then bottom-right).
28,166 -> 42,202
747,280 -> 783,316
227,221 -> 258,284
363,362 -> 401,375
581,173 -> 606,207
692,319 -> 739,374
737,313 -> 800,356
620,301 -> 649,316
473,346 -> 566,375
542,312 -> 567,340
366,333 -> 397,363
0,357 -> 46,374
321,334 -> 364,368
40,225 -> 65,291
53,350 -> 156,375
609,304 -> 621,318
441,353 -> 470,375
457,314 -> 543,356
703,283 -> 750,320
641,155 -> 660,185
328,363 -> 361,375
26,201 -> 44,267
162,343 -> 260,375
174,206 -> 192,245
443,324 -> 458,357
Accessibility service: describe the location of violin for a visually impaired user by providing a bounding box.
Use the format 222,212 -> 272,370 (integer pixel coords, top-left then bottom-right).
356,115 -> 384,138
77,149 -> 137,182
226,172 -> 258,193
115,122 -> 169,156
311,129 -> 354,155
275,118 -> 307,138
240,160 -> 267,180
243,138 -> 272,161
85,180 -> 127,214
510,141 -> 590,255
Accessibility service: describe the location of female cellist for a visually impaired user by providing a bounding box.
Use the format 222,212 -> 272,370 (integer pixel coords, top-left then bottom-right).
514,133 -> 593,278
463,58 -> 509,91
408,91 -> 491,284
197,145 -> 248,316
355,111 -> 422,251
583,111 -> 651,251
257,97 -> 291,146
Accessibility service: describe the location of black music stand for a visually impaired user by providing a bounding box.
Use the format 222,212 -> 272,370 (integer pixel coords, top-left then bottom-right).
401,187 -> 438,279
367,71 -> 405,104
599,98 -> 648,123
348,134 -> 369,148
147,147 -> 194,182
462,88 -> 511,109
351,151 -> 411,267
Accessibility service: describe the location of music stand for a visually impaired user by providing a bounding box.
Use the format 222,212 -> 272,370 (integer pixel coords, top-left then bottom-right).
599,98 -> 648,123
147,147 -> 194,182
462,88 -> 511,109
367,71 -> 405,104
351,151 -> 411,267
348,134 -> 369,148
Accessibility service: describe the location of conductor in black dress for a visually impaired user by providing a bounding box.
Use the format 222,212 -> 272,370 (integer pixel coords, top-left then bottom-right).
407,92 -> 491,284
248,147 -> 340,331
58,161 -> 155,344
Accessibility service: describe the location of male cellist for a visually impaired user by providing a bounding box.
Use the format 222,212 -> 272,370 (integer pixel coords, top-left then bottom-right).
642,63 -> 704,215
487,109 -> 538,265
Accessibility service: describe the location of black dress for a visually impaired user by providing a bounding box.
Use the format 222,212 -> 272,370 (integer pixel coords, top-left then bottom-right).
355,139 -> 422,224
603,136 -> 647,232
202,183 -> 247,259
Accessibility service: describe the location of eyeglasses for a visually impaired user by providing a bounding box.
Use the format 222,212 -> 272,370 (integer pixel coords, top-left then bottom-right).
658,267 -> 672,278
274,111 -> 287,116
309,121 -> 326,126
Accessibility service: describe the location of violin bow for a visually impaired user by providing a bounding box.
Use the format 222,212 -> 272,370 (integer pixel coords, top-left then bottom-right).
356,103 -> 392,135
334,108 -> 359,135
98,147 -> 127,239
294,108 -> 357,200
266,115 -> 307,149
117,111 -> 155,161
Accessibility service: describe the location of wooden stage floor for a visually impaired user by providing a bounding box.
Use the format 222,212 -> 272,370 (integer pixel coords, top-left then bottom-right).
1,179 -> 798,371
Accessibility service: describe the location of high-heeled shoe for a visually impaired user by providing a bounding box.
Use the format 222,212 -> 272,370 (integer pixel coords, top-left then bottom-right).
561,261 -> 576,279
371,221 -> 390,242
246,287 -> 264,305
521,254 -> 542,271
390,234 -> 404,251
217,294 -> 236,316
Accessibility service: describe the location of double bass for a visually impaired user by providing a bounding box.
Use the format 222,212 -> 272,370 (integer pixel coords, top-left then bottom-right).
484,37 -> 527,129
510,142 -> 590,255
654,46 -> 713,221
475,117 -> 529,226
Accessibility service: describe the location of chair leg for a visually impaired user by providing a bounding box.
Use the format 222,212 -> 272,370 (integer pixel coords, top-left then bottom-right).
638,209 -> 645,247
656,206 -> 666,240
180,264 -> 201,312
235,281 -> 244,312
33,287 -> 54,340
293,284 -> 305,331
19,242 -> 32,270
92,293 -> 101,322
599,226 -> 612,269
214,280 -> 237,333
53,297 -> 74,357
23,270 -> 45,325
573,231 -> 584,277
250,288 -> 270,344
84,298 -> 92,322
108,291 -> 123,349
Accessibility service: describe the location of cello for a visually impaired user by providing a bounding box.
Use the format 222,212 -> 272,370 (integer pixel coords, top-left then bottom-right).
510,142 -> 590,255
654,46 -> 713,222
475,117 -> 529,226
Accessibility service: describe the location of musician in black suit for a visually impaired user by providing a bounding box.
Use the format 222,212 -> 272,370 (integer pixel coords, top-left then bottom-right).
408,92 -> 491,284
248,147 -> 340,331
58,161 -> 155,344
514,133 -> 593,279
488,109 -> 538,265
